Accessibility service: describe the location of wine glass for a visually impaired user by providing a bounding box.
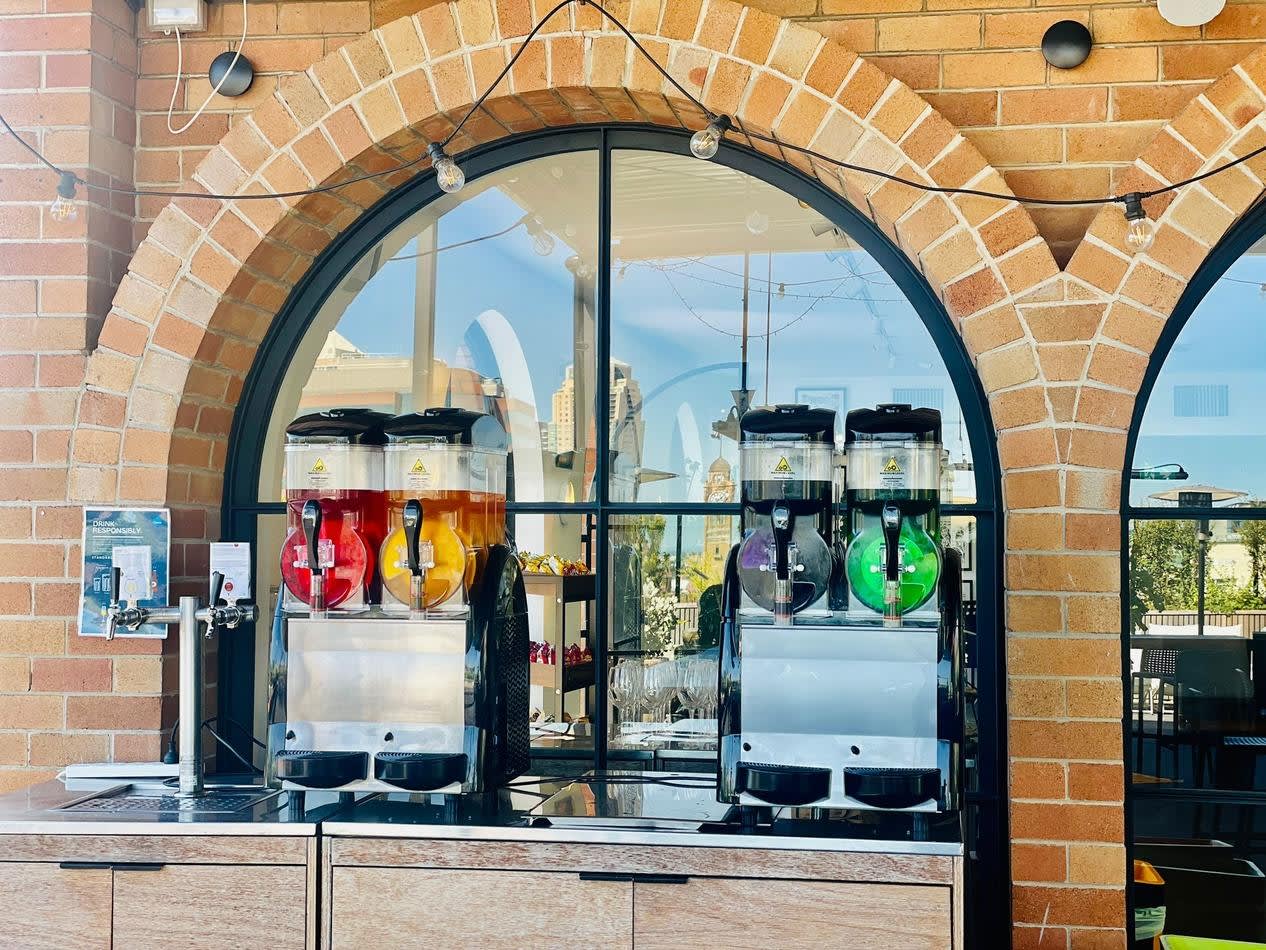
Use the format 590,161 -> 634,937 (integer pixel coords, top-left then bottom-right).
642,659 -> 674,727
682,658 -> 710,722
608,659 -> 642,738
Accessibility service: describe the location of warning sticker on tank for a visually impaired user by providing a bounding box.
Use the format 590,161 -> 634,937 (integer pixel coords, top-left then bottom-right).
879,455 -> 908,489
770,456 -> 795,480
306,457 -> 331,487
407,457 -> 433,488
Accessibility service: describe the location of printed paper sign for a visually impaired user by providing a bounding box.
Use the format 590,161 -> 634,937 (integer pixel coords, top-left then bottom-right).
79,508 -> 170,638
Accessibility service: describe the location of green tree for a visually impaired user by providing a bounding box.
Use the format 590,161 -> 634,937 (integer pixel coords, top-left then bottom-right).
1237,508 -> 1266,594
1129,519 -> 1199,631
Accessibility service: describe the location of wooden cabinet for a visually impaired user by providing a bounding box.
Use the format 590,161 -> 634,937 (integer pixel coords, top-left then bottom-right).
113,863 -> 307,950
0,835 -> 314,950
326,837 -> 962,950
0,862 -> 111,950
633,877 -> 951,949
329,867 -> 632,949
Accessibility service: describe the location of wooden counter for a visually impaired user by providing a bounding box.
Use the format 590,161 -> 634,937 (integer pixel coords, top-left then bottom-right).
321,834 -> 964,949
0,834 -> 317,950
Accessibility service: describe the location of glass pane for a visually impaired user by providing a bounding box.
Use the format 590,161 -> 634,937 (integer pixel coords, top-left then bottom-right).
258,151 -> 600,504
945,515 -> 981,795
606,512 -> 737,761
517,511 -> 596,756
1128,516 -> 1266,944
252,512 -> 286,742
608,149 -> 975,505
1131,249 -> 1266,507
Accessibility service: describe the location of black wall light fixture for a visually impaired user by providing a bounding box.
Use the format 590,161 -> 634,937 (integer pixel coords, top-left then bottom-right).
1041,20 -> 1093,69
208,50 -> 255,98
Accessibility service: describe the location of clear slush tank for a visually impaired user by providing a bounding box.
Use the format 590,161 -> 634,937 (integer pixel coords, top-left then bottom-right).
379,408 -> 508,611
280,408 -> 389,611
736,405 -> 836,617
844,404 -> 942,618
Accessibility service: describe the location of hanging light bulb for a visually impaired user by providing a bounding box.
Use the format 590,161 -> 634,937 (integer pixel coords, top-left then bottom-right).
1121,193 -> 1155,253
690,114 -> 732,160
1259,282 -> 1266,299
523,214 -> 555,257
618,264 -> 629,282
745,209 -> 769,235
427,142 -> 465,194
49,171 -> 79,223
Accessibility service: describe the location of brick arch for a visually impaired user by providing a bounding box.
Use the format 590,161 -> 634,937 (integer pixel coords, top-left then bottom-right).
69,0 -> 1058,519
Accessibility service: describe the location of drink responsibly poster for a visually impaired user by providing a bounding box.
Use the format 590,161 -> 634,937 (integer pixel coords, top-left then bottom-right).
78,508 -> 171,638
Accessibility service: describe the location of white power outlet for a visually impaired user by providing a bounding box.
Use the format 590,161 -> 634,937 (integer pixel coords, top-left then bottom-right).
147,0 -> 207,32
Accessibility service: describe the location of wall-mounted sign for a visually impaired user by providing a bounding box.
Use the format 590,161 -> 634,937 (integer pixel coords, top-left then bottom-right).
209,542 -> 251,605
78,508 -> 171,638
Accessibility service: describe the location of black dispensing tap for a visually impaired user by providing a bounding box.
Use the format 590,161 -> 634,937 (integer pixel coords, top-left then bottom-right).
881,503 -> 903,627
401,499 -> 431,617
770,503 -> 796,626
301,500 -> 327,617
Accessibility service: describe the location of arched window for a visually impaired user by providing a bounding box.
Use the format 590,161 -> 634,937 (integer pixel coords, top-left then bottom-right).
224,130 -> 1002,881
1125,201 -> 1266,945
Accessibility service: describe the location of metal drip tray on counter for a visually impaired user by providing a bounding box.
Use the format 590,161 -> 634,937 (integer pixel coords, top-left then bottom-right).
58,787 -> 280,815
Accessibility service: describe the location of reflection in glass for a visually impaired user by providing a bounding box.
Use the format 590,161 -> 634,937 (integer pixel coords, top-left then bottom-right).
1131,249 -> 1266,506
608,149 -> 976,506
259,152 -> 600,504
1128,515 -> 1266,945
516,511 -> 595,755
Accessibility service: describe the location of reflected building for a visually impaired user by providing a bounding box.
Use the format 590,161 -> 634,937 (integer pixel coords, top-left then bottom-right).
703,456 -> 735,570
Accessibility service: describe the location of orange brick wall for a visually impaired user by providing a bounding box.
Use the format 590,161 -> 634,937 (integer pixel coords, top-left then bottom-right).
128,0 -> 1266,264
3,1 -> 1266,947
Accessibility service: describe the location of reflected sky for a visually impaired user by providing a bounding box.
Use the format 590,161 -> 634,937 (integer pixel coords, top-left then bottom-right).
1131,254 -> 1266,507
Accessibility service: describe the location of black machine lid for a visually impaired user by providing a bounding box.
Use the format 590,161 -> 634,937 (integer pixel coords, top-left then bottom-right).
284,408 -> 390,445
739,404 -> 835,444
384,407 -> 509,451
845,403 -> 941,444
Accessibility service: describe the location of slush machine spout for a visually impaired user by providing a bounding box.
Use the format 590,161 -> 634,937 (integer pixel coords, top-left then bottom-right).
401,499 -> 434,619
771,503 -> 795,626
301,500 -> 326,618
881,503 -> 902,627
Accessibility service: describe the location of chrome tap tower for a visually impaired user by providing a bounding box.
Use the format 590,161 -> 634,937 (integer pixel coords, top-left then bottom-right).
717,404 -> 962,815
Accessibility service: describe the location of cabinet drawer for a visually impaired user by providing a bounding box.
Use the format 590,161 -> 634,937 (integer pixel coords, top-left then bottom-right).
330,867 -> 633,949
0,862 -> 111,950
634,877 -> 952,950
112,864 -> 307,950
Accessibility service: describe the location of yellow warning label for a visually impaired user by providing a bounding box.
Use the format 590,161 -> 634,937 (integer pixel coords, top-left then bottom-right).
410,458 -> 428,476
772,457 -> 793,475
882,456 -> 903,475
309,457 -> 328,475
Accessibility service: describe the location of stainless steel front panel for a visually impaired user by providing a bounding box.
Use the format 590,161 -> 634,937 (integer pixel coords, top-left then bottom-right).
282,617 -> 467,792
735,620 -> 941,811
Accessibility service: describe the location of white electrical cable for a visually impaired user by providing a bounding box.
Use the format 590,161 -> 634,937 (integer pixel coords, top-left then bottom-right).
166,0 -> 249,135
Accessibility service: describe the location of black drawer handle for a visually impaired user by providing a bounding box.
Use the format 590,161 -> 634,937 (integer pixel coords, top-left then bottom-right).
578,872 -> 689,885
58,861 -> 164,872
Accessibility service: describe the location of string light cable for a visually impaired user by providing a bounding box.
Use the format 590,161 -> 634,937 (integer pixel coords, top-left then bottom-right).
5,0 -> 1266,244
166,0 -> 250,136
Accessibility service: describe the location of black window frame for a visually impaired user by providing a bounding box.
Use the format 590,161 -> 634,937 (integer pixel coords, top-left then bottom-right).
220,124 -> 1008,945
1121,196 -> 1266,935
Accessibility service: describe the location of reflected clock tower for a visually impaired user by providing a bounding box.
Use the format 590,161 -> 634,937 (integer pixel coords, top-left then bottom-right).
703,456 -> 735,567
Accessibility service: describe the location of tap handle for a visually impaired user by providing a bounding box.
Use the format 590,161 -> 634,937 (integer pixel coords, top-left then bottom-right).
881,504 -> 902,582
402,500 -> 423,577
301,500 -> 323,575
110,566 -> 122,607
771,503 -> 794,581
210,571 -> 225,607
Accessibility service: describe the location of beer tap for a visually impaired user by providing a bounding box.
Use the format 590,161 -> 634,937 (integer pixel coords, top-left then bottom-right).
301,500 -> 326,619
401,499 -> 434,620
104,567 -> 147,641
881,503 -> 903,628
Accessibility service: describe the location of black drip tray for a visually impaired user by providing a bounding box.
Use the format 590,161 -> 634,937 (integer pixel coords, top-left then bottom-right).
737,762 -> 831,806
843,767 -> 940,809
275,750 -> 368,789
374,752 -> 468,791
